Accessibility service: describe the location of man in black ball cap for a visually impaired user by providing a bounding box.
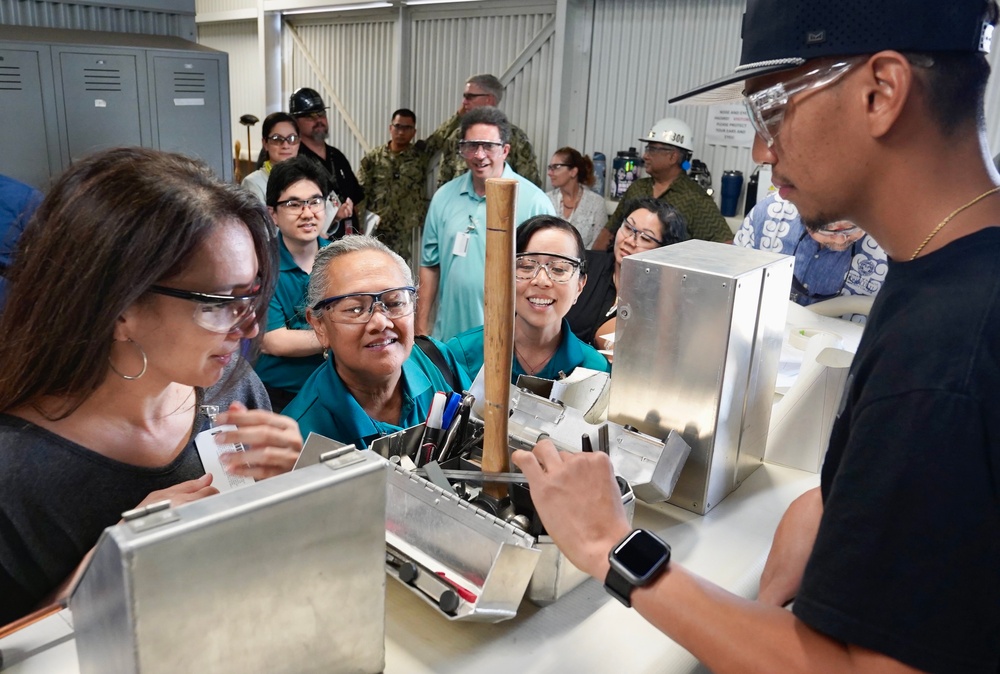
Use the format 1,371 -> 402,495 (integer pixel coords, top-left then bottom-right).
513,2 -> 1000,672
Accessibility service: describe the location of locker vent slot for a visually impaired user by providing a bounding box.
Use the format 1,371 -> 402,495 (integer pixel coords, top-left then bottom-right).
173,72 -> 206,94
0,65 -> 22,91
84,68 -> 122,92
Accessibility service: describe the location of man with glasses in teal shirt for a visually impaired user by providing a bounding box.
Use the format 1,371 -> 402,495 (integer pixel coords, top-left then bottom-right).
416,106 -> 554,341
254,156 -> 330,411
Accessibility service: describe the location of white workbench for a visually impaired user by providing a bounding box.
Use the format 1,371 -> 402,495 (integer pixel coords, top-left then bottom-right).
0,462 -> 818,674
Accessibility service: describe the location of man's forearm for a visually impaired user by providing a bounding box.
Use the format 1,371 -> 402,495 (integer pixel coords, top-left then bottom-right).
758,487 -> 823,607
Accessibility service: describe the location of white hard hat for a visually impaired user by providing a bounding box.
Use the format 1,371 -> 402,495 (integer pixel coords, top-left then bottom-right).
640,118 -> 694,152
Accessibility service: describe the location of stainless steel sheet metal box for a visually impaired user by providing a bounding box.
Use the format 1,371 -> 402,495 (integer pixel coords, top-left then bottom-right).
70,449 -> 386,674
608,240 -> 793,514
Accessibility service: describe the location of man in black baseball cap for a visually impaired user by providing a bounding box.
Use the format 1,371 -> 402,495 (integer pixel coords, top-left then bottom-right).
513,2 -> 1000,672
289,87 -> 365,237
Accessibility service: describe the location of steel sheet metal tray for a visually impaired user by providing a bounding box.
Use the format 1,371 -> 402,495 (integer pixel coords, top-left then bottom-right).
71,448 -> 386,674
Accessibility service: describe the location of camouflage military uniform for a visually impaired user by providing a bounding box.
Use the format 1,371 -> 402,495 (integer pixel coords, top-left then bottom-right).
358,142 -> 431,265
606,174 -> 732,243
425,112 -> 541,187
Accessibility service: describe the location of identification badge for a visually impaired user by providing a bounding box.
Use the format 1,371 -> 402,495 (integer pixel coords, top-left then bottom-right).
452,232 -> 470,257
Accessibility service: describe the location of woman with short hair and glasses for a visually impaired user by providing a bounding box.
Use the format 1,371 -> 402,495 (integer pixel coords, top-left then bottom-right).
283,235 -> 471,447
0,148 -> 304,625
445,215 -> 611,383
546,147 -> 608,248
565,198 -> 689,351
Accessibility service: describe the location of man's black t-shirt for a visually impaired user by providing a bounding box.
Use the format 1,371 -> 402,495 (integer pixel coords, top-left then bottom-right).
794,228 -> 1000,673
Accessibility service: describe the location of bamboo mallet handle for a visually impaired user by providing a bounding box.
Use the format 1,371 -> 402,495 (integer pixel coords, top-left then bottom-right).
482,178 -> 518,498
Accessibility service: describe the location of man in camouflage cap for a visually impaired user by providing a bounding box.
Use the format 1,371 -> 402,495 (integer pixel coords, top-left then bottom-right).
425,73 -> 541,188
358,109 -> 430,266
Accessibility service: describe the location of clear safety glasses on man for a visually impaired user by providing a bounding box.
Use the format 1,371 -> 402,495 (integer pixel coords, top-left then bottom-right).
148,285 -> 261,333
458,141 -> 505,158
515,254 -> 581,284
744,57 -> 864,147
312,286 -> 417,324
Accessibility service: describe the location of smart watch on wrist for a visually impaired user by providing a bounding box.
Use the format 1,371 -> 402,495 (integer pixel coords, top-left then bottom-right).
604,528 -> 671,608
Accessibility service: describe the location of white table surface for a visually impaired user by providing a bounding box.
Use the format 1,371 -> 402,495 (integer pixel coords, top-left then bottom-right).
1,462 -> 818,674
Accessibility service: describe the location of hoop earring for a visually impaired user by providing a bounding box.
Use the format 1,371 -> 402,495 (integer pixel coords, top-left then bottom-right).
109,338 -> 148,381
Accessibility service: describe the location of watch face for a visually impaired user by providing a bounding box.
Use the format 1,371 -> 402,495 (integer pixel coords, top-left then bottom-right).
613,530 -> 669,582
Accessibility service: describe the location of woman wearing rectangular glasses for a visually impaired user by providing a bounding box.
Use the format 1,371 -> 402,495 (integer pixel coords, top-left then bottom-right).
0,148 -> 304,625
565,198 -> 689,352
445,215 -> 611,383
283,236 -> 471,447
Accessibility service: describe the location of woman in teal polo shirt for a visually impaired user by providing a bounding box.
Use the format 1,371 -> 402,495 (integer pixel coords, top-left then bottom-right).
446,215 -> 610,383
283,235 -> 470,447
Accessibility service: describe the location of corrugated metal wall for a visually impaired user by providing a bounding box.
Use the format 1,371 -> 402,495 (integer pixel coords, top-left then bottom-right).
0,0 -> 195,38
197,18 -> 263,163
410,3 -> 555,178
586,0 -> 747,199
275,2 -> 555,171
283,13 -> 397,166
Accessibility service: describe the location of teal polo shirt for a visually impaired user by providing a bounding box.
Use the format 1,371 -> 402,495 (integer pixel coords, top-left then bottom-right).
254,233 -> 329,393
445,319 -> 611,384
282,336 -> 471,448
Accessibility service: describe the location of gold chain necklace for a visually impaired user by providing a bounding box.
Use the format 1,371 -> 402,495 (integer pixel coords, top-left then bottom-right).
910,185 -> 1000,260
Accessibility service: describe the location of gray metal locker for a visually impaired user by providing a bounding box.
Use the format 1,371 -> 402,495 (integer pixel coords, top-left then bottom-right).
148,54 -> 228,179
55,49 -> 146,161
0,45 -> 62,190
0,25 -> 232,190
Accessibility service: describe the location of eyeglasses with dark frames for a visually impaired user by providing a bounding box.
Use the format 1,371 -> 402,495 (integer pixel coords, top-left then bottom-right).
547,163 -> 571,171
462,92 -> 492,101
312,286 -> 417,324
148,284 -> 261,333
276,196 -> 326,213
515,253 -> 582,284
621,219 -> 665,246
642,144 -> 676,155
266,133 -> 300,146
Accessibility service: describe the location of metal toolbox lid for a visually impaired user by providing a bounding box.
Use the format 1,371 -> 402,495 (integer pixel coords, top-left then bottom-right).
71,450 -> 387,674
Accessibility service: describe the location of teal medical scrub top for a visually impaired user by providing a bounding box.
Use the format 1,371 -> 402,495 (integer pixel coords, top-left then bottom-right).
254,233 -> 329,392
445,319 -> 610,383
282,336 -> 471,448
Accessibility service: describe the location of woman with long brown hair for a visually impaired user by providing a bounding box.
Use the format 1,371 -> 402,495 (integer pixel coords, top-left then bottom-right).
0,148 -> 302,624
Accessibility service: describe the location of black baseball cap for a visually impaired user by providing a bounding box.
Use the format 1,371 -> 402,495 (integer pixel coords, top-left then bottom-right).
670,0 -> 995,104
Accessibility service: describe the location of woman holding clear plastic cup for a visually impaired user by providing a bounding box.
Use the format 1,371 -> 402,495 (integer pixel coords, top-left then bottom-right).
0,148 -> 303,625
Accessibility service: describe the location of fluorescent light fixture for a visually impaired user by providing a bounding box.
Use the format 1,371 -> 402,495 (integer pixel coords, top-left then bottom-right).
403,0 -> 483,5
282,1 -> 391,14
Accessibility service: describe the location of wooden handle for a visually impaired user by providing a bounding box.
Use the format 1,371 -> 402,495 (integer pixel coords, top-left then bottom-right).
234,140 -> 243,183
481,178 -> 518,498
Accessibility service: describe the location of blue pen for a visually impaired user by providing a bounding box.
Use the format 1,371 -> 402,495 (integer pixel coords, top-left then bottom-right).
441,392 -> 462,430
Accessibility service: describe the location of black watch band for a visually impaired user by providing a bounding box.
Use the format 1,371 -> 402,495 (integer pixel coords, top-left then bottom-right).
604,565 -> 639,607
604,529 -> 671,608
